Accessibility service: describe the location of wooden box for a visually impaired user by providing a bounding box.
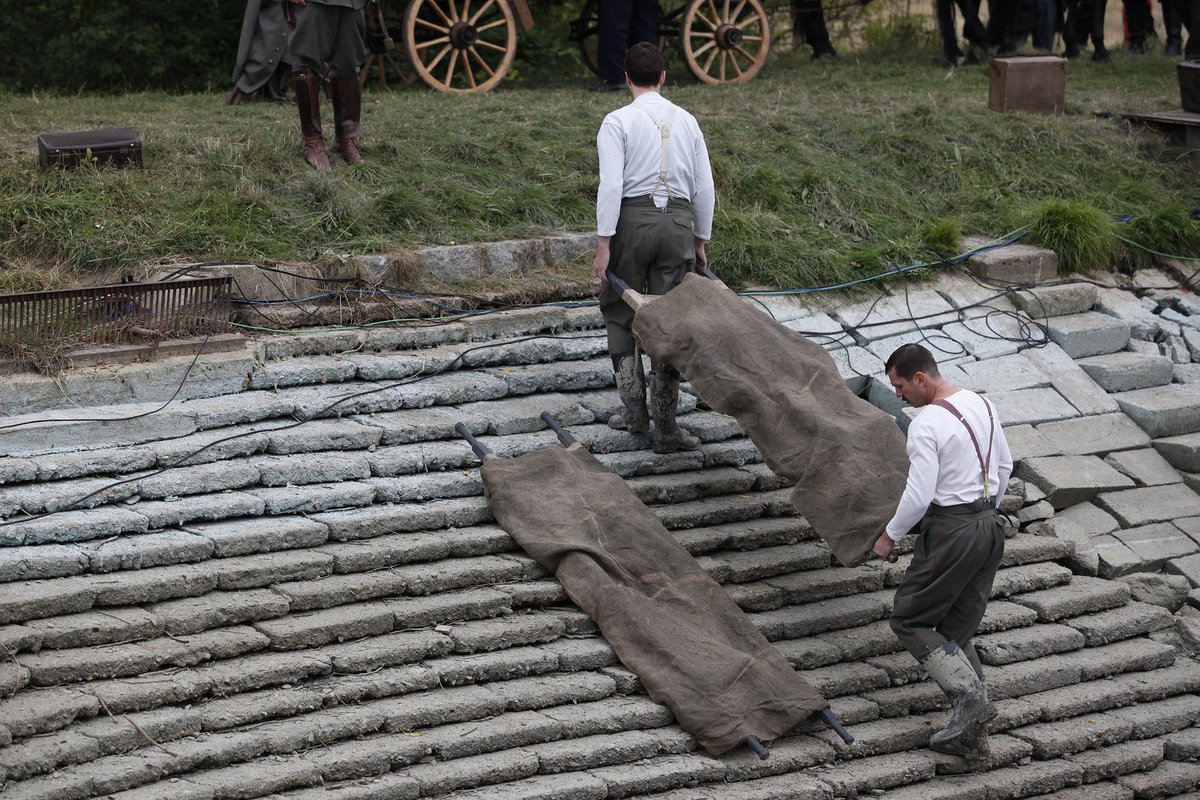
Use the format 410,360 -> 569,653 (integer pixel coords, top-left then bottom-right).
1181,61 -> 1200,114
988,56 -> 1066,115
38,128 -> 142,169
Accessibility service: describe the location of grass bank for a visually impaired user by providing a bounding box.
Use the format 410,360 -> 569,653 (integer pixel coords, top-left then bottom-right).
0,45 -> 1196,293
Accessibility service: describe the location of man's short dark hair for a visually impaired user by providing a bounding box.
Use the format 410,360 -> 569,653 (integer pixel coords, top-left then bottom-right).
625,42 -> 665,87
885,343 -> 940,380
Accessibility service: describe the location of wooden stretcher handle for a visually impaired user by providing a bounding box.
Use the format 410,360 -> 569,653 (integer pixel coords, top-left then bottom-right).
455,422 -> 494,460
539,412 -> 578,447
822,707 -> 854,744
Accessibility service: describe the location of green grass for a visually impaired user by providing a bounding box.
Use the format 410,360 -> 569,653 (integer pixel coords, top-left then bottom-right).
1,38 -> 1197,292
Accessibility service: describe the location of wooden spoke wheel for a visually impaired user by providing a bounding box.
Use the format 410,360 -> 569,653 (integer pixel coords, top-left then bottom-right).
403,0 -> 517,93
575,0 -> 601,76
680,0 -> 770,85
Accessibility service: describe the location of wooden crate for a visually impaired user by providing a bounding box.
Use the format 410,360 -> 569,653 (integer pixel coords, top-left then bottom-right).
1181,61 -> 1200,114
988,56 -> 1066,115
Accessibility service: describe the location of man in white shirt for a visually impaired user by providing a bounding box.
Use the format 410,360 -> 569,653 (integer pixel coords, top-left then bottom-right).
592,42 -> 716,454
873,343 -> 1013,761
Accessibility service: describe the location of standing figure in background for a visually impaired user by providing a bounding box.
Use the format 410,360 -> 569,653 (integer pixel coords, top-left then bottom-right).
595,0 -> 663,90
1163,0 -> 1185,55
1063,0 -> 1111,60
229,0 -> 293,104
287,0 -> 367,170
873,344 -> 1013,762
792,0 -> 839,59
935,0 -> 990,65
593,43 -> 715,454
1122,0 -> 1155,51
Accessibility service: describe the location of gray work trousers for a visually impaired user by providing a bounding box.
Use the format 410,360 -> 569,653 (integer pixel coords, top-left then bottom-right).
598,196 -> 697,357
890,500 -> 1005,672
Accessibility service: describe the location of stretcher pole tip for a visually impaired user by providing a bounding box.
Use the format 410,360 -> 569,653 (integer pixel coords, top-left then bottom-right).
694,263 -> 720,281
744,735 -> 769,760
605,271 -> 649,310
821,707 -> 854,744
540,412 -> 578,447
455,422 -> 494,460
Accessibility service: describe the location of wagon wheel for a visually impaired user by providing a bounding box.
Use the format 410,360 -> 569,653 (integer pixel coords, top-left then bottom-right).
680,0 -> 770,85
403,0 -> 518,93
574,0 -> 601,75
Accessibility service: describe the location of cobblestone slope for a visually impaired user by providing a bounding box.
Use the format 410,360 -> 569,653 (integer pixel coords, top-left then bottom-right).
1,271 -> 1199,800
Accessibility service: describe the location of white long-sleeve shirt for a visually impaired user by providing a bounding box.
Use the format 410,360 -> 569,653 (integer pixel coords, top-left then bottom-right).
885,389 -> 1014,541
596,91 -> 716,240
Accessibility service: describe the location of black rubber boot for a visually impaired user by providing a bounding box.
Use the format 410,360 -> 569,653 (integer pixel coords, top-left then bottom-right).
608,352 -> 649,434
649,362 -> 700,454
922,642 -> 997,760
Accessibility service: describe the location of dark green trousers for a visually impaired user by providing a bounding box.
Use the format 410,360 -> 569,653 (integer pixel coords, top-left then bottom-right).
890,500 -> 1005,668
599,196 -> 697,357
288,2 -> 366,78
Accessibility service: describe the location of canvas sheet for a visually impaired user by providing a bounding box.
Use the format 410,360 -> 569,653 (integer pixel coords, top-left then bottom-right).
632,273 -> 909,566
481,444 -> 828,756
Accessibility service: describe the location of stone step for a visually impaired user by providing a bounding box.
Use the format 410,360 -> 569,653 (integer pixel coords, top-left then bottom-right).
1094,484 -> 1200,528
1046,312 -> 1132,358
1060,602 -> 1176,646
1010,709 -> 1136,758
1114,383 -> 1200,439
1116,758 -> 1200,799
1010,576 -> 1131,621
1067,739 -> 1164,783
1077,352 -> 1175,393
1035,414 -> 1152,457
1104,448 -> 1183,488
1016,455 -> 1135,510
990,562 -> 1075,600
1153,431 -> 1200,473
973,623 -> 1086,666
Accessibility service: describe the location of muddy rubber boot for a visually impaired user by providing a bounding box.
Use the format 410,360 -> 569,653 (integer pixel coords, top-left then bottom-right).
294,69 -> 332,171
649,363 -> 700,454
922,642 -> 996,760
607,352 -> 649,434
330,77 -> 365,166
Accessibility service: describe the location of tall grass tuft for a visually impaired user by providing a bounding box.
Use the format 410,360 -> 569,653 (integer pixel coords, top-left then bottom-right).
1026,200 -> 1119,272
1122,204 -> 1200,268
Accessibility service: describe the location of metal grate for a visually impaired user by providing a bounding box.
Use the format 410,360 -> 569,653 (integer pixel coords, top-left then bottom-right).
0,277 -> 232,347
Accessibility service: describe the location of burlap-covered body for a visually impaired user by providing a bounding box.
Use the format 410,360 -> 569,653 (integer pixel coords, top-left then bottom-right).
632,274 -> 909,567
481,445 -> 828,756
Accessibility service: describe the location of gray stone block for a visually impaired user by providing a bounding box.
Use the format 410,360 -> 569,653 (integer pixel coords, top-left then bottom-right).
1016,456 -> 1135,509
358,407 -> 488,446
1096,287 -> 1168,341
1062,601 -> 1174,645
989,562 -> 1074,599
974,623 -> 1086,666
248,356 -> 357,390
1115,383 -> 1200,438
1164,726 -> 1200,760
964,236 -> 1059,283
184,516 -> 329,557
1024,343 -> 1122,416
1104,448 -> 1183,487
24,607 -> 163,651
0,404 -> 198,458
131,492 -> 266,530
831,290 -> 960,342
1097,485 -> 1200,527
1175,363 -> 1200,383
151,426 -> 270,468
132,462 -> 260,500
986,387 -> 1080,426
1116,571 -> 1191,610
1153,432 -> 1200,472
1077,352 -> 1175,392
247,451 -> 372,486
1011,575 -> 1131,621
149,588 -> 289,636
343,350 -> 447,381
1046,312 -> 1132,358
1036,413 -> 1151,457
1068,739 -> 1163,782
254,603 -> 395,650
1117,759 -> 1200,799
246,482 -> 377,515
4,506 -> 150,547
264,419 -> 383,455
83,530 -> 214,573
1108,692 -> 1200,738
1010,711 -> 1134,758
174,391 -> 294,431
0,544 -> 89,582
1012,281 -> 1098,317
0,577 -> 97,625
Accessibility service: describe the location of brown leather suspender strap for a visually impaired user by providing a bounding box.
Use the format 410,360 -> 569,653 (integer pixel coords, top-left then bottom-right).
933,397 -> 995,501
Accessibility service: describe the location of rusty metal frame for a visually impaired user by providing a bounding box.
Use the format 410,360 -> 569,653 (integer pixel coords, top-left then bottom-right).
0,277 -> 233,347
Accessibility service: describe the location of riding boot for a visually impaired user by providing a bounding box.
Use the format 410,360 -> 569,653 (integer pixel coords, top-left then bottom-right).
294,69 -> 332,171
649,362 -> 701,454
922,642 -> 996,760
330,76 -> 365,165
607,352 -> 649,434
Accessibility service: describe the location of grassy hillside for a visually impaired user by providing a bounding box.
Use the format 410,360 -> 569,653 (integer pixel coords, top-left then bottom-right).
0,45 -> 1196,293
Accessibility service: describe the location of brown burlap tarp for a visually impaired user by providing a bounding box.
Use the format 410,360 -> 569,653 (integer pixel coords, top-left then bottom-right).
632,273 -> 910,567
481,444 -> 829,756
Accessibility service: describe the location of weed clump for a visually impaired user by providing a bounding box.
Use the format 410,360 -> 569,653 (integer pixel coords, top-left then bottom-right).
1121,204 -> 1200,267
1027,199 -> 1118,272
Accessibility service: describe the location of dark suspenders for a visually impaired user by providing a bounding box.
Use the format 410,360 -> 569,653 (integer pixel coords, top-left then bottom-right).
933,397 -> 995,502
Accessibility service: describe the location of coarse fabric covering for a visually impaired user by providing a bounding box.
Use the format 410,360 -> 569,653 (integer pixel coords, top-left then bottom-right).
632,274 -> 909,566
481,444 -> 828,756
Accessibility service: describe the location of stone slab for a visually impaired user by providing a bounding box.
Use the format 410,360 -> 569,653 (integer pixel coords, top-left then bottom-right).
1096,484 -> 1200,527
1077,352 -> 1175,393
1036,414 -> 1152,457
1017,455 -> 1135,509
1114,384 -> 1200,438
1046,312 -> 1133,358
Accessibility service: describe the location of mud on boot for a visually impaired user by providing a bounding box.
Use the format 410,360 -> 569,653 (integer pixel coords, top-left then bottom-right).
608,352 -> 649,434
921,641 -> 997,760
649,362 -> 700,454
